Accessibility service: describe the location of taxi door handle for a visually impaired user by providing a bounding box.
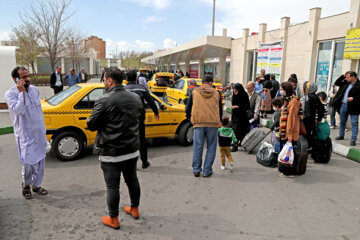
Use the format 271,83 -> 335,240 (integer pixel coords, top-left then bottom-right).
78,117 -> 87,120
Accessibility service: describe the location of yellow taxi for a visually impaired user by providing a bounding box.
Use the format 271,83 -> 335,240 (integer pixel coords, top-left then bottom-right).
163,78 -> 224,105
147,72 -> 175,95
42,83 -> 193,161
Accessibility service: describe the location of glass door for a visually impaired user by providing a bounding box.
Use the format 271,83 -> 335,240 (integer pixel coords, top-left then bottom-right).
315,40 -> 345,92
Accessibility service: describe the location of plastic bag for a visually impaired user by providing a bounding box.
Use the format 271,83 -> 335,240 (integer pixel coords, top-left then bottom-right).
257,142 -> 274,161
256,142 -> 277,167
278,142 -> 294,165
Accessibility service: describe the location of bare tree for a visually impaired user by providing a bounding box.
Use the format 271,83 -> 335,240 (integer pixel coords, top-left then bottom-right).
21,0 -> 74,72
11,23 -> 43,73
118,51 -> 153,69
64,30 -> 88,72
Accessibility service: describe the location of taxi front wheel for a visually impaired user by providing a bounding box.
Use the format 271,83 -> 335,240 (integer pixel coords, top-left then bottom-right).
178,122 -> 193,146
52,131 -> 84,161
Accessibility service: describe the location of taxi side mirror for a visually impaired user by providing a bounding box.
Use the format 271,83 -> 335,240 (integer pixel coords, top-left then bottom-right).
160,103 -> 166,110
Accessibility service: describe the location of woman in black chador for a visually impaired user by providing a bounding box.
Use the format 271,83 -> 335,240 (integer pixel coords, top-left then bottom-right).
231,83 -> 250,152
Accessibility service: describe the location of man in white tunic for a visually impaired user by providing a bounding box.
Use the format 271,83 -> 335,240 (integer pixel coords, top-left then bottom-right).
5,67 -> 48,199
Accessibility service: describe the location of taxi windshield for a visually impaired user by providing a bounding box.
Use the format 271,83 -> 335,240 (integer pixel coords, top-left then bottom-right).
47,85 -> 81,106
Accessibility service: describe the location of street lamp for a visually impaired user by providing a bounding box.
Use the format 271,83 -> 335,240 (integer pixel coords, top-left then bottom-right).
212,0 -> 216,36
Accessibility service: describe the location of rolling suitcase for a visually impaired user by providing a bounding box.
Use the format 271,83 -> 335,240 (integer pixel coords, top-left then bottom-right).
242,128 -> 271,154
294,151 -> 308,175
312,137 -> 332,163
278,151 -> 308,176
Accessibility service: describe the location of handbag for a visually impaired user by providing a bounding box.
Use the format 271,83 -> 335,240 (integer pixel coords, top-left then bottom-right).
299,120 -> 306,135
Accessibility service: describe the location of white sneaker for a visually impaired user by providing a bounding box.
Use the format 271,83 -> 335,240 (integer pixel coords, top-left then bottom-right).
221,165 -> 226,170
229,163 -> 234,170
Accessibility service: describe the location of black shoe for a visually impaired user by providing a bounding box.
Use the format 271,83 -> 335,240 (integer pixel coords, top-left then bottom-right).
193,172 -> 200,177
335,136 -> 344,140
203,172 -> 213,178
142,161 -> 150,169
231,144 -> 238,152
350,141 -> 356,146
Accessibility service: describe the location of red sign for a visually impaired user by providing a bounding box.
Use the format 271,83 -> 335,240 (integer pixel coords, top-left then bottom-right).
190,70 -> 198,78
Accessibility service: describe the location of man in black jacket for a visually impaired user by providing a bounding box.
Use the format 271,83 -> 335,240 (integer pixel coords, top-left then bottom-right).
330,71 -> 360,146
49,66 -> 63,94
125,70 -> 159,169
87,67 -> 143,230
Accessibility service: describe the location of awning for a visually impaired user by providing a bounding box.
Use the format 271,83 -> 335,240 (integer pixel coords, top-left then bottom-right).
142,35 -> 232,65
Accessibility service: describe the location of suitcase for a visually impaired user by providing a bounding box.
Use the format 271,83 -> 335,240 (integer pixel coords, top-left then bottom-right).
311,137 -> 332,163
278,151 -> 308,176
242,128 -> 271,154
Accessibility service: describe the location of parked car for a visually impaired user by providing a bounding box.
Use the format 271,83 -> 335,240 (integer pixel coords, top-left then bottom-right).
147,72 -> 175,96
42,83 -> 193,161
163,78 -> 224,105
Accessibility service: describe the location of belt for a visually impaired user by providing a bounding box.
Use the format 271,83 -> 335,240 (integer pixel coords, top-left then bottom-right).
342,102 -> 348,106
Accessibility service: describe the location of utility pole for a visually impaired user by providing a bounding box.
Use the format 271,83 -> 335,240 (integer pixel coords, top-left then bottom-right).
212,0 -> 216,36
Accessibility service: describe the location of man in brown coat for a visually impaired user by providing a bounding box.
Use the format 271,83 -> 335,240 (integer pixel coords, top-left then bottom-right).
185,74 -> 223,177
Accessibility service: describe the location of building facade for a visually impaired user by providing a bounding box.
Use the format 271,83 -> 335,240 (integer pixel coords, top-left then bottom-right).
83,36 -> 106,59
142,0 -> 360,93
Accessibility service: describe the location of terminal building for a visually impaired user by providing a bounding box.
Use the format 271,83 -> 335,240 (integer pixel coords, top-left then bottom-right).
142,0 -> 360,93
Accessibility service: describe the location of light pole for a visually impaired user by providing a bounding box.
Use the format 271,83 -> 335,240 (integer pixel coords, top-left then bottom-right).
212,0 -> 216,36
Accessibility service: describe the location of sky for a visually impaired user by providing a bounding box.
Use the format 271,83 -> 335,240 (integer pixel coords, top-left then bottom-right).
0,0 -> 351,58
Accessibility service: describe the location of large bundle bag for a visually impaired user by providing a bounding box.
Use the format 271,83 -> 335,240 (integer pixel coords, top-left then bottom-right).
256,142 -> 277,167
242,128 -> 266,154
311,137 -> 332,163
317,120 -> 331,141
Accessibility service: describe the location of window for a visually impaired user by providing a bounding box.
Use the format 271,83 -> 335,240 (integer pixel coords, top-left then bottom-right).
47,85 -> 81,106
74,88 -> 106,109
143,96 -> 160,110
246,50 -> 258,82
176,80 -> 185,89
315,40 -> 345,92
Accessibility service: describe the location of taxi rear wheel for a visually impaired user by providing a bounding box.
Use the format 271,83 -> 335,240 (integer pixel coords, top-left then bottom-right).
52,131 -> 84,161
178,122 -> 193,146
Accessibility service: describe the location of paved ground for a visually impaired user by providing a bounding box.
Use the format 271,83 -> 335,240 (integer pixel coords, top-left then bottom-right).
1,133 -> 360,240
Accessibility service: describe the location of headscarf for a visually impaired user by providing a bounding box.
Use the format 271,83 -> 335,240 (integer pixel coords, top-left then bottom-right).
302,81 -> 318,118
232,83 -> 249,113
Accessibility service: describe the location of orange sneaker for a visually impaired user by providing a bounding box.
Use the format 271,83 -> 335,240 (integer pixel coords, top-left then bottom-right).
124,206 -> 139,219
101,216 -> 120,230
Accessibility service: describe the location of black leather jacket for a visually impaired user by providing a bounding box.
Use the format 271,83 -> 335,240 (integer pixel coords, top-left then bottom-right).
87,85 -> 143,156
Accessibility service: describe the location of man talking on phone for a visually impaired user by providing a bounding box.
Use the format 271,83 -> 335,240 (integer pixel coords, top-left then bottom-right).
5,67 -> 48,199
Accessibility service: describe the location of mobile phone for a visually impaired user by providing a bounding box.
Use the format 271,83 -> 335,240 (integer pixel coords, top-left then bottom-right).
15,78 -> 19,84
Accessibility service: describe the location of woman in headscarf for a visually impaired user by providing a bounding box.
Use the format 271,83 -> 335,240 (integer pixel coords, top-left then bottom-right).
302,81 -> 324,150
231,83 -> 250,152
278,82 -> 303,151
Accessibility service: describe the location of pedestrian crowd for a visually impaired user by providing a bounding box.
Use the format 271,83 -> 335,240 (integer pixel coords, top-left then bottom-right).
4,65 -> 360,230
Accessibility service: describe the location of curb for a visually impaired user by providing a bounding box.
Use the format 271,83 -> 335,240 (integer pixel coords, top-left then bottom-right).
0,126 -> 13,135
225,104 -> 360,163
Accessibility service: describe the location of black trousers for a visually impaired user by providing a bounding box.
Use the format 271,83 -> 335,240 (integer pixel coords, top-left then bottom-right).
303,117 -> 316,149
53,86 -> 63,94
139,120 -> 148,164
101,157 -> 140,218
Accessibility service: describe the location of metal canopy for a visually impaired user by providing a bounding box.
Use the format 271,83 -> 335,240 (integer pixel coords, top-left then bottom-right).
142,35 -> 232,65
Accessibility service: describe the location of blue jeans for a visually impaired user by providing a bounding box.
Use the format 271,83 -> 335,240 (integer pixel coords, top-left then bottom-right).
330,106 -> 336,126
192,127 -> 218,176
339,104 -> 359,141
